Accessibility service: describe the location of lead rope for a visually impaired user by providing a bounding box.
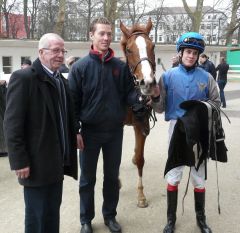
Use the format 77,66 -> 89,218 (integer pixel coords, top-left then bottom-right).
181,167 -> 191,215
207,100 -> 230,214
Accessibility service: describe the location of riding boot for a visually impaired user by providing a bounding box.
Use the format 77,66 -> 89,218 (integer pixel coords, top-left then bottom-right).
194,190 -> 212,233
163,189 -> 178,233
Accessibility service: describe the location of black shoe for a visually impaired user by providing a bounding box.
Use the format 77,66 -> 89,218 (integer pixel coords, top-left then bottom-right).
80,223 -> 93,233
104,218 -> 122,233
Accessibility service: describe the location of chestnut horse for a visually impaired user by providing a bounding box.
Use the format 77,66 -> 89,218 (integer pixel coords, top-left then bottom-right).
120,18 -> 156,207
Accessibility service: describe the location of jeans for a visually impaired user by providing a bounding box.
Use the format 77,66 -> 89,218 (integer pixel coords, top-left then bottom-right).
24,181 -> 63,233
217,80 -> 227,107
79,128 -> 123,224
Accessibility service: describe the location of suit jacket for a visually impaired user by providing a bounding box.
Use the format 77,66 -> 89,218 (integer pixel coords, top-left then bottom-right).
4,58 -> 78,187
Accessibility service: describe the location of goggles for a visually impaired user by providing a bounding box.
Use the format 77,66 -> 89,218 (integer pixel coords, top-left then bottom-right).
183,37 -> 205,47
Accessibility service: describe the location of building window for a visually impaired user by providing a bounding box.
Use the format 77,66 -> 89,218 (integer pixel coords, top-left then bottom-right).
212,36 -> 216,41
208,15 -> 211,19
158,35 -> 162,42
2,56 -> 12,74
201,24 -> 205,29
213,24 -> 218,29
207,24 -> 211,29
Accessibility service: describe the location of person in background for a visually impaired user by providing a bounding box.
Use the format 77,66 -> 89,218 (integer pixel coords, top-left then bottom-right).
4,33 -> 78,233
58,63 -> 69,73
199,53 -> 217,80
21,59 -> 32,69
66,56 -> 79,70
151,32 -> 220,233
171,55 -> 179,68
68,17 -> 139,233
216,57 -> 229,108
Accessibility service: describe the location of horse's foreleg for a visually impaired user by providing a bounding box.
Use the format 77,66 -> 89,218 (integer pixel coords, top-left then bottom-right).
133,125 -> 148,208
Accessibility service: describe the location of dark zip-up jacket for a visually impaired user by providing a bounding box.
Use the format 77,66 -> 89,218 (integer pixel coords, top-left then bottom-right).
216,62 -> 229,81
68,48 -> 138,132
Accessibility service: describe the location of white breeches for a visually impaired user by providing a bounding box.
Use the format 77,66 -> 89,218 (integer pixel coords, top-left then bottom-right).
166,120 -> 206,189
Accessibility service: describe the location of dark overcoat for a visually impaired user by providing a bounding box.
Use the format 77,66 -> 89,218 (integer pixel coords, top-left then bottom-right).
4,58 -> 78,186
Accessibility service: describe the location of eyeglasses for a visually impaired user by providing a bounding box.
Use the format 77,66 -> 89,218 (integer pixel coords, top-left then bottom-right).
42,48 -> 68,55
183,37 -> 205,47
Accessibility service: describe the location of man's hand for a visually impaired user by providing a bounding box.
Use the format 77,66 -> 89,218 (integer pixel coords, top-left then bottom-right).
15,167 -> 30,179
152,85 -> 160,98
77,134 -> 84,150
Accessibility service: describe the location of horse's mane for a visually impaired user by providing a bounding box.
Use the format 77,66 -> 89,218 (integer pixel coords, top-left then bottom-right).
120,24 -> 148,53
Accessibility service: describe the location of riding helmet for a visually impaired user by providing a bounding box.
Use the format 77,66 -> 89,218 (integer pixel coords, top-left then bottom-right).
176,32 -> 205,53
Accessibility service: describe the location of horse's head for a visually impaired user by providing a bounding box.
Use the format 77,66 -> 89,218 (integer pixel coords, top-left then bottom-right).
120,18 -> 156,96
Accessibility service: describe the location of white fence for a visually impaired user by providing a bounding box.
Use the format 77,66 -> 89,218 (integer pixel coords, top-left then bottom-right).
228,65 -> 240,80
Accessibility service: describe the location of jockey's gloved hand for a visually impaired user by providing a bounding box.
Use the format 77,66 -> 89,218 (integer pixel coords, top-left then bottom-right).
132,102 -> 147,121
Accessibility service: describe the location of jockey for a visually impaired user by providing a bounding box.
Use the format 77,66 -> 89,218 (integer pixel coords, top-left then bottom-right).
151,32 -> 220,233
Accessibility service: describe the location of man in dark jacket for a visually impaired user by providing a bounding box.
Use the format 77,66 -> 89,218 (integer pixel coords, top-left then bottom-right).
4,33 -> 78,233
216,57 -> 229,108
68,17 -> 138,233
199,53 -> 217,80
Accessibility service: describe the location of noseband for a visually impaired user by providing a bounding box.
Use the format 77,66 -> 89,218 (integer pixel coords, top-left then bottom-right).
125,32 -> 156,79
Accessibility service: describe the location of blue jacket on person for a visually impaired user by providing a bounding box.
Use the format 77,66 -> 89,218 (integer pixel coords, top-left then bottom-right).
162,64 -> 209,121
68,47 -> 138,132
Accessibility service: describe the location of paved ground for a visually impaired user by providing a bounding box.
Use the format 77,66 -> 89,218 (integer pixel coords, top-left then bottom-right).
0,82 -> 240,233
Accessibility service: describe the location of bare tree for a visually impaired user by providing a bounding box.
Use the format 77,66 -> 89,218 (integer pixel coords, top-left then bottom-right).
1,0 -> 17,37
125,0 -> 147,25
104,0 -> 117,39
225,0 -> 240,45
23,0 -> 30,38
36,0 -> 59,38
147,0 -> 165,43
54,0 -> 65,36
28,0 -> 41,39
182,0 -> 204,32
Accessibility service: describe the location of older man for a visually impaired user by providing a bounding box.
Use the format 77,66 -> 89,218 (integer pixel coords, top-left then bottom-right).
4,33 -> 78,233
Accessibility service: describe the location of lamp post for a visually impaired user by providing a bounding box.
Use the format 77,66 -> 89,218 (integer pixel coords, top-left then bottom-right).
218,17 -> 222,45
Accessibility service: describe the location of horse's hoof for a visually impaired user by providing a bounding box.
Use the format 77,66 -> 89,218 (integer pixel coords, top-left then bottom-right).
132,156 -> 137,165
137,199 -> 148,208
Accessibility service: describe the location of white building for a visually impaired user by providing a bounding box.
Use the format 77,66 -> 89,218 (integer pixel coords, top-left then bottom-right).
115,6 -> 228,45
0,39 -> 228,83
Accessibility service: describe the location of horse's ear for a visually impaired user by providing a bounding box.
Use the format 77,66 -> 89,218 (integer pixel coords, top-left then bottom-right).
146,18 -> 152,35
120,20 -> 130,38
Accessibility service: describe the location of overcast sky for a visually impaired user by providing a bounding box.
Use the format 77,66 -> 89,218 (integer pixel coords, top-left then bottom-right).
164,0 -> 231,8
160,0 -> 230,9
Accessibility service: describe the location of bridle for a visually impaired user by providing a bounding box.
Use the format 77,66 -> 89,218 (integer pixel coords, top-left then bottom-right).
124,32 -> 156,81
124,31 -> 157,130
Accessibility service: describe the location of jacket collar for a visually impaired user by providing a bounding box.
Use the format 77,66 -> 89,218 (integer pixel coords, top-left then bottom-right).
89,46 -> 114,62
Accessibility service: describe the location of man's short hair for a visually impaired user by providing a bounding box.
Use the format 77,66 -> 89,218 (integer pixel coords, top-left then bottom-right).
200,53 -> 208,59
22,59 -> 32,66
38,33 -> 64,49
90,17 -> 111,33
